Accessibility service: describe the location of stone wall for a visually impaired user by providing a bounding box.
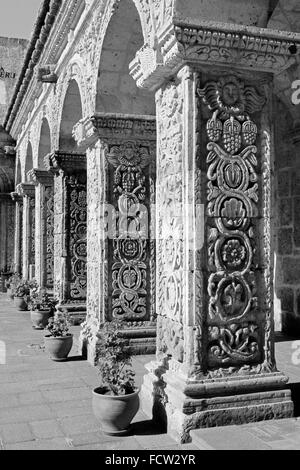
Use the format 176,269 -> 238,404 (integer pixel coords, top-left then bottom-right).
274,99 -> 300,335
0,37 -> 28,124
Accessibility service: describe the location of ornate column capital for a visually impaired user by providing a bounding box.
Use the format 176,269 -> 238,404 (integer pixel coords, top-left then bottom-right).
73,113 -> 156,149
27,169 -> 54,186
16,183 -> 35,199
44,151 -> 86,175
10,192 -> 23,203
130,21 -> 300,90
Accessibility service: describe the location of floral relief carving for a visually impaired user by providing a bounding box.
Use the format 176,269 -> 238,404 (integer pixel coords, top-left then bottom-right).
45,187 -> 54,288
68,177 -> 87,301
157,81 -> 184,334
198,74 -> 266,370
105,140 -> 154,321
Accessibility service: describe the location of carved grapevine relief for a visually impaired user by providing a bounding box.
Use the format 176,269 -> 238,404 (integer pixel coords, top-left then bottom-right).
106,141 -> 152,321
198,75 -> 266,368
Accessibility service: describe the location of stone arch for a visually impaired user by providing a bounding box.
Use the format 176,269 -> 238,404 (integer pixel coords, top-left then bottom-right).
87,0 -> 155,114
24,141 -> 34,182
95,0 -> 155,115
15,155 -> 21,187
58,78 -> 83,152
37,117 -> 51,169
55,60 -> 88,149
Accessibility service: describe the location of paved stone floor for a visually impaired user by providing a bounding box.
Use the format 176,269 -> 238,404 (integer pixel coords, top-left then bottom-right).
1,293 -> 300,450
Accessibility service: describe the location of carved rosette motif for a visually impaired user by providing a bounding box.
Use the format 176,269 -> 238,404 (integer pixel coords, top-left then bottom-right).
198,75 -> 266,369
106,141 -> 153,321
68,176 -> 87,301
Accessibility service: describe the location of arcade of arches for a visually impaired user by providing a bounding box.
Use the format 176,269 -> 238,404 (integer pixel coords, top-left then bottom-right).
1,0 -> 300,442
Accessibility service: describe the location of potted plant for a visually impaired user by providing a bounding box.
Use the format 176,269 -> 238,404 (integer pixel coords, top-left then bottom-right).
13,278 -> 33,311
92,321 -> 139,436
28,288 -> 57,330
44,311 -> 73,361
5,273 -> 18,300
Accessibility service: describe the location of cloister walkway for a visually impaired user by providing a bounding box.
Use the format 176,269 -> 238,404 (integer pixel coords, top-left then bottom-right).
0,293 -> 300,451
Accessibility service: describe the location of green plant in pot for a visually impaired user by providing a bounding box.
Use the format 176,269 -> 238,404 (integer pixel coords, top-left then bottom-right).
28,288 -> 57,330
44,311 -> 73,361
92,321 -> 139,436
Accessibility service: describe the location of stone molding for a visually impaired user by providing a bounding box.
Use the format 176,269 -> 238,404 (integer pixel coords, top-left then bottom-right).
130,22 -> 300,90
36,65 -> 58,83
10,192 -> 23,204
73,113 -> 157,149
4,0 -> 63,133
27,169 -> 54,187
16,183 -> 35,199
44,151 -> 86,175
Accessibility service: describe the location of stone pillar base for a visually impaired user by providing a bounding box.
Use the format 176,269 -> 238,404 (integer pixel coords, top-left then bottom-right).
120,323 -> 156,355
141,360 -> 294,443
57,303 -> 86,326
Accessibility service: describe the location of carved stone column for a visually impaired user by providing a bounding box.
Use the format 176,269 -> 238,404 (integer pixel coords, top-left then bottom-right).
44,151 -> 87,323
73,114 -> 156,363
129,20 -> 300,442
0,194 -> 15,273
16,183 -> 35,280
11,192 -> 23,275
28,170 -> 54,290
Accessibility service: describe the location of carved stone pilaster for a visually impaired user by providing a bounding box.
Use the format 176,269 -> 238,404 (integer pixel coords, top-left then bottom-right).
44,152 -> 87,322
28,169 -> 54,289
0,194 -> 15,274
11,192 -> 23,274
139,65 -> 293,443
16,183 -> 35,280
74,114 -> 156,362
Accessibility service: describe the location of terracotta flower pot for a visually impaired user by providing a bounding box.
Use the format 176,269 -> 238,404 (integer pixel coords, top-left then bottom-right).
92,387 -> 140,435
14,296 -> 27,311
44,334 -> 73,361
31,309 -> 51,330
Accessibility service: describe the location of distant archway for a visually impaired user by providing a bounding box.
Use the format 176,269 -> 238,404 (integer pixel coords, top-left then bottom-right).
95,0 -> 155,115
38,118 -> 51,168
24,141 -> 33,182
15,157 -> 21,187
59,79 -> 83,152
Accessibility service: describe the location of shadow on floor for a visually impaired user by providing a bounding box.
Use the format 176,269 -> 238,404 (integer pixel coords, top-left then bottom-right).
289,382 -> 300,417
66,355 -> 86,362
275,333 -> 300,343
130,419 -> 165,436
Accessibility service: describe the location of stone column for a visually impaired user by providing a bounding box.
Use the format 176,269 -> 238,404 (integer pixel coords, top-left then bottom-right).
129,21 -> 298,442
0,194 -> 15,273
73,114 -> 157,363
44,151 -> 87,323
11,192 -> 23,275
28,170 -> 54,290
16,183 -> 35,280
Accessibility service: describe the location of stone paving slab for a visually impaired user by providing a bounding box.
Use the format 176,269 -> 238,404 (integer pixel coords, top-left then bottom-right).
1,294 -> 300,450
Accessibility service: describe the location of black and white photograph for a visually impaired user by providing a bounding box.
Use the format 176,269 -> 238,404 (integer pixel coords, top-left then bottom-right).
0,0 -> 300,456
